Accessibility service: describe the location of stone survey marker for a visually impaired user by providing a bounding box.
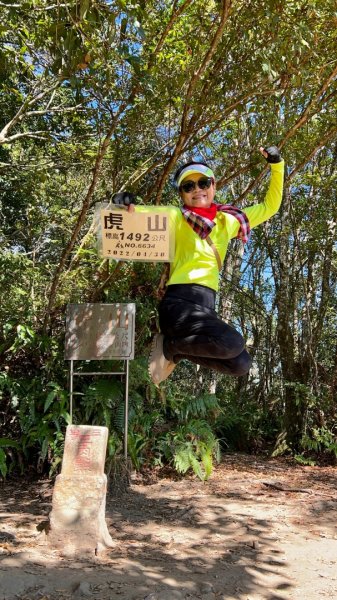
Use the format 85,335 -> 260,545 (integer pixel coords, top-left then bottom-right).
49,425 -> 114,555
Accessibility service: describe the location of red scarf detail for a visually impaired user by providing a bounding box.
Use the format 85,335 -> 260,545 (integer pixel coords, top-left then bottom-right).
183,203 -> 217,221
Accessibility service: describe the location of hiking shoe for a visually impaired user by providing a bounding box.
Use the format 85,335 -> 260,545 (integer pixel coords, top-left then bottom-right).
148,333 -> 176,385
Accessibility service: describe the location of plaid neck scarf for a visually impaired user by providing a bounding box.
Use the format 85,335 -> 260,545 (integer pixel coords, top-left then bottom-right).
181,203 -> 250,243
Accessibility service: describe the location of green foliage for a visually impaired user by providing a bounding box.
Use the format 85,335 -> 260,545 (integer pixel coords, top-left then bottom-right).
1,0 -> 337,478
176,393 -> 221,421
294,454 -> 316,467
0,321 -> 70,476
298,427 -> 337,464
156,419 -> 221,481
216,394 -> 281,453
78,377 -> 124,427
127,431 -> 148,471
0,438 -> 19,478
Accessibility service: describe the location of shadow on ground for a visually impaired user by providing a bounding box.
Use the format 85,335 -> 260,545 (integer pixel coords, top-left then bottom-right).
0,454 -> 336,600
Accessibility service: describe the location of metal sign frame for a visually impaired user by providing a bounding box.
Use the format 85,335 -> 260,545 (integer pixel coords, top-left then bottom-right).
69,359 -> 130,459
65,303 -> 135,459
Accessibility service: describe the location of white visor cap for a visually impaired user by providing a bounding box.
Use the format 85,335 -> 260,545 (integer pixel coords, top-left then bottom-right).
177,163 -> 214,188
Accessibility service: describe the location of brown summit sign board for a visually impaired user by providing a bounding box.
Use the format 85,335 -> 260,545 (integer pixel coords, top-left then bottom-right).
99,207 -> 171,262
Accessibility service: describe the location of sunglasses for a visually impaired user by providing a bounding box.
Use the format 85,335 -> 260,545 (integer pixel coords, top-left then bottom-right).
179,177 -> 213,193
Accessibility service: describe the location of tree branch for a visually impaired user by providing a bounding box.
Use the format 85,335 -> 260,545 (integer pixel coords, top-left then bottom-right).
24,104 -> 84,118
43,0 -> 190,326
0,2 -> 69,7
0,80 -> 62,144
154,0 -> 233,204
278,63 -> 337,150
148,0 -> 194,68
181,0 -> 232,132
42,99 -> 130,333
286,125 -> 337,182
232,65 -> 337,206
0,131 -> 49,143
87,262 -> 124,303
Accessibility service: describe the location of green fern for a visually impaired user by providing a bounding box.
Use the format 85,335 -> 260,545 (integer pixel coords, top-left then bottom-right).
300,427 -> 337,459
113,402 -> 126,432
127,431 -> 147,470
84,379 -> 123,406
0,448 -> 7,478
170,420 -> 220,481
179,394 -> 221,421
80,378 -> 124,426
294,454 -> 316,466
200,447 -> 213,480
173,443 -> 214,481
188,452 -> 204,481
174,444 -> 192,474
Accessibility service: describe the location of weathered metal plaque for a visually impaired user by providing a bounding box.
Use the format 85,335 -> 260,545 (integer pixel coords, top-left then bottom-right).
99,207 -> 171,262
64,303 -> 135,360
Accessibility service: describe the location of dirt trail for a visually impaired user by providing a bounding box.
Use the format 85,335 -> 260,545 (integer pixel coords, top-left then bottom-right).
0,454 -> 336,600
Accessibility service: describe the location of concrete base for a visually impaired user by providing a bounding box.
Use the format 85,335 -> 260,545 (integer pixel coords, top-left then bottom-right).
49,473 -> 114,556
48,426 -> 114,557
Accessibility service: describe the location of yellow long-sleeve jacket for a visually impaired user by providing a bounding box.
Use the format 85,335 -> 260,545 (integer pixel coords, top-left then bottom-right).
137,160 -> 284,292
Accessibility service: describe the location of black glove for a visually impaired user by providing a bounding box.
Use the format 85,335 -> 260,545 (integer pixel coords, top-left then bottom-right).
263,146 -> 282,164
110,192 -> 136,206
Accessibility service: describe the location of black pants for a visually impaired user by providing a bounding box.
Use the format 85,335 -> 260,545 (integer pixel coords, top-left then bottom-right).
159,284 -> 251,376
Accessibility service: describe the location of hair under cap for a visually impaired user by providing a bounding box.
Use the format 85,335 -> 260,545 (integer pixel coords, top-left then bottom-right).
176,163 -> 214,188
